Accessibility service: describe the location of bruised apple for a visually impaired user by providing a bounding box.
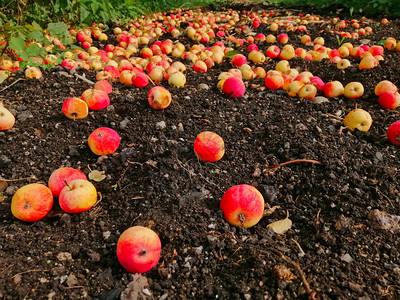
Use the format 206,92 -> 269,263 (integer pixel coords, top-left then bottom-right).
148,86 -> 172,110
48,167 -> 88,198
11,183 -> 53,222
117,226 -> 161,273
88,127 -> 120,155
194,131 -> 225,162
59,179 -> 97,213
343,108 -> 372,132
220,184 -> 265,228
62,97 -> 89,120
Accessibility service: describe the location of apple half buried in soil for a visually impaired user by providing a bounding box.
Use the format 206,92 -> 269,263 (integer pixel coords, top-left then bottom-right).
48,167 -> 88,198
59,179 -> 97,213
117,226 -> 161,273
220,184 -> 265,228
194,131 -> 225,162
11,183 -> 53,222
88,127 -> 120,156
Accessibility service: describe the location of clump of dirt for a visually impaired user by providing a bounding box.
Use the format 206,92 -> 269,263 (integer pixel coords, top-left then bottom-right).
1,3 -> 400,300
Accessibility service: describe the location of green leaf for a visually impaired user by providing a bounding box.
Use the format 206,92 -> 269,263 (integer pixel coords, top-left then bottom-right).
32,21 -> 42,32
9,37 -> 26,51
80,3 -> 91,23
26,44 -> 44,57
225,50 -> 240,58
378,40 -> 386,46
91,2 -> 100,14
26,31 -> 47,44
47,22 -> 69,37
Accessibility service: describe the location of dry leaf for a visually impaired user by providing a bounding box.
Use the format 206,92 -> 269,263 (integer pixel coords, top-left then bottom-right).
120,274 -> 150,300
267,211 -> 292,234
274,265 -> 297,282
263,205 -> 281,216
0,181 -> 8,192
88,170 -> 106,182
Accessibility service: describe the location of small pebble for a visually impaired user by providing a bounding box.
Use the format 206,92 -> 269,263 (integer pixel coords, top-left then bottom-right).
156,121 -> 166,130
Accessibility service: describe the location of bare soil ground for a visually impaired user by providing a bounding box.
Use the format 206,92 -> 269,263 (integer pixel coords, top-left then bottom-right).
1,2 -> 400,299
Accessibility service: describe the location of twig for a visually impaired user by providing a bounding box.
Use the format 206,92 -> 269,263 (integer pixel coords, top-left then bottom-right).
325,113 -> 343,121
0,265 -> 13,275
130,213 -> 142,226
0,176 -> 37,182
268,159 -> 322,169
0,78 -> 26,92
290,238 -> 305,255
74,73 -> 94,85
10,269 -> 48,279
60,286 -> 85,290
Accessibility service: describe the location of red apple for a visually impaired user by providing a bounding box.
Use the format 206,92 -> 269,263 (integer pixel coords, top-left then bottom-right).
148,86 -> 172,110
59,179 -> 97,213
222,76 -> 245,98
48,167 -> 87,198
117,226 -> 161,273
81,89 -> 110,110
94,80 -> 113,94
11,183 -> 53,222
378,91 -> 400,109
88,127 -> 120,156
231,54 -> 247,67
323,81 -> 344,98
194,131 -> 225,162
387,121 -> 400,145
266,45 -> 280,59
265,71 -> 284,90
220,184 -> 265,228
132,73 -> 149,88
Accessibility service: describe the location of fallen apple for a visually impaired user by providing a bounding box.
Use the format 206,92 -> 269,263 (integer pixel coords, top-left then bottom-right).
148,86 -> 172,110
220,184 -> 265,228
62,97 -> 89,120
11,183 -> 53,222
343,108 -> 372,132
194,131 -> 225,162
378,91 -> 400,109
59,179 -> 97,213
387,121 -> 400,145
222,76 -> 245,98
117,226 -> 161,273
343,82 -> 364,99
48,167 -> 88,198
88,127 -> 120,156
0,102 -> 15,131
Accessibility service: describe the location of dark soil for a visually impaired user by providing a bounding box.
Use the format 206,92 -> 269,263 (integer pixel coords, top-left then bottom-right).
1,3 -> 400,300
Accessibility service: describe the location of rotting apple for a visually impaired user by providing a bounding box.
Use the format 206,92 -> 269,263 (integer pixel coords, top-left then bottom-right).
11,183 -> 53,222
343,108 -> 372,132
194,131 -> 225,162
222,76 -> 245,98
25,66 -> 43,79
48,167 -> 87,198
343,82 -> 364,99
59,179 -> 97,213
148,86 -> 172,110
88,127 -> 120,156
387,121 -> 400,145
0,102 -> 15,131
220,184 -> 265,228
117,226 -> 161,273
62,97 -> 89,120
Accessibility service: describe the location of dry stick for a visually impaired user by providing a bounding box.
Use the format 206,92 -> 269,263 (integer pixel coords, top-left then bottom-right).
10,269 -> 48,279
0,176 -> 37,182
268,159 -> 322,169
0,78 -> 25,92
61,286 -> 85,290
290,238 -> 305,255
0,265 -> 13,275
74,73 -> 94,85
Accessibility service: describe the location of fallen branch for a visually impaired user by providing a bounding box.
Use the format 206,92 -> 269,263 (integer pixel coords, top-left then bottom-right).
268,159 -> 322,169
74,73 -> 94,85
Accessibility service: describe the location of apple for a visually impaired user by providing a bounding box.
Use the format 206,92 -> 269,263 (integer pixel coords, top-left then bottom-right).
117,226 -> 161,273
231,54 -> 247,67
286,80 -> 304,97
265,71 -> 284,90
148,86 -> 172,110
81,89 -> 110,110
337,58 -> 351,69
222,76 -> 245,98
228,68 -> 243,79
62,97 -> 89,120
323,81 -> 344,98
220,184 -> 265,228
387,121 -> 400,145
119,70 -> 134,85
265,34 -> 276,43
343,82 -> 364,99
279,45 -> 295,60
148,67 -> 164,83
48,167 -> 88,198
0,102 -> 15,131
25,66 -> 42,79
94,80 -> 113,94
266,45 -> 281,59
59,179 -> 97,213
168,71 -> 186,87
343,108 -> 372,132
298,84 -> 317,99
375,80 -> 398,96
378,91 -> 400,109
275,60 -> 290,73
194,131 -> 225,162
132,73 -> 149,88
310,76 -> 325,93
88,127 -> 120,156
11,183 -> 53,222
277,33 -> 289,44
300,34 -> 311,44
253,67 -> 266,78
359,56 -> 378,69
193,60 -> 207,72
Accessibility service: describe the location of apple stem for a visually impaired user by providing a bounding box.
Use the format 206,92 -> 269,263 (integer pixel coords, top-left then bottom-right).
64,180 -> 72,190
268,159 -> 322,169
239,213 -> 246,224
